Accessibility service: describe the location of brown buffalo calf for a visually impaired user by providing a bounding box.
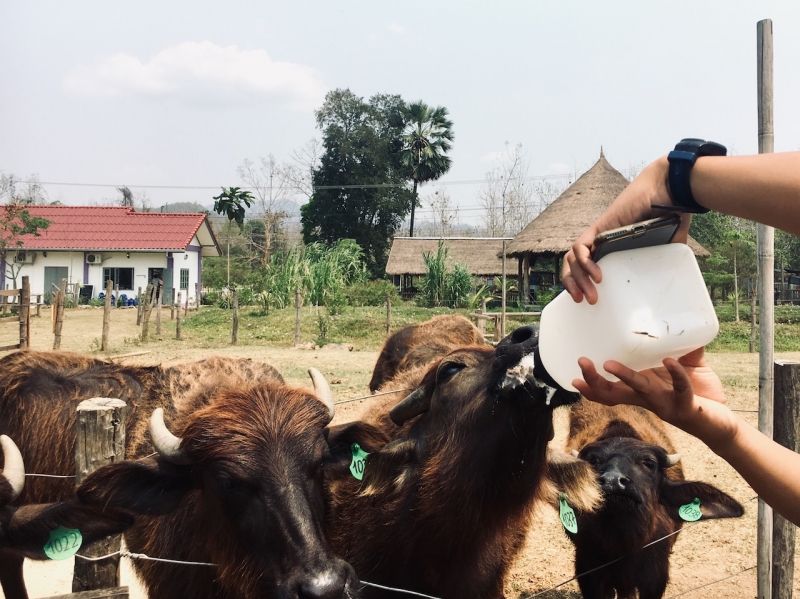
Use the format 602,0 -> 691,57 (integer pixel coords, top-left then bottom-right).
369,314 -> 484,392
565,400 -> 743,599
324,325 -> 601,599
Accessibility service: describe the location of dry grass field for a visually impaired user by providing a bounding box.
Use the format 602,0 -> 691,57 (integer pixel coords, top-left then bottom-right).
1,307 -> 798,598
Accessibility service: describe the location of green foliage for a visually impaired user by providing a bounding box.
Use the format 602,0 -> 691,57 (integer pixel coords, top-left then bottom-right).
301,89 -> 415,277
0,204 -> 51,287
212,187 -> 254,230
418,241 -> 476,308
344,279 -> 400,306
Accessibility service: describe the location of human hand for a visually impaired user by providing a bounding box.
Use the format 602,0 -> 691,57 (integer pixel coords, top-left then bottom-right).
572,349 -> 739,452
561,156 -> 691,304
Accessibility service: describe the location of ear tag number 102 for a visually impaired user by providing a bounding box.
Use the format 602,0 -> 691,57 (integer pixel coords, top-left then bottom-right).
350,443 -> 369,481
559,493 -> 578,533
44,526 -> 83,560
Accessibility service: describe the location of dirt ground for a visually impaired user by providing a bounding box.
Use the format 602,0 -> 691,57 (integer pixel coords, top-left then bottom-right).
1,307 -> 798,598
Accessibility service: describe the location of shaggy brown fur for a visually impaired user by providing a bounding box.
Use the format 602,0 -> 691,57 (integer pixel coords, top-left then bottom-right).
564,400 -> 743,599
369,314 -> 484,392
325,326 -> 599,599
78,383 -> 356,599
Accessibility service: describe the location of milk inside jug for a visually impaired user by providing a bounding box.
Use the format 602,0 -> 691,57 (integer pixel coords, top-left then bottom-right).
538,243 -> 719,392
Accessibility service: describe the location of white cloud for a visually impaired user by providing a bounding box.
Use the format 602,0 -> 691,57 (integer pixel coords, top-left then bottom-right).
62,41 -> 326,110
387,22 -> 405,34
480,151 -> 505,163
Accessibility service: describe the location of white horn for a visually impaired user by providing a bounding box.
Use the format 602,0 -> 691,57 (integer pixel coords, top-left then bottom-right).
666,453 -> 682,467
570,449 -> 580,459
0,435 -> 25,501
150,409 -> 193,466
308,368 -> 335,420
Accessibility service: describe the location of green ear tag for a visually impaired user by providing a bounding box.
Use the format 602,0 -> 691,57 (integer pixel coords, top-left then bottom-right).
559,493 -> 578,533
350,443 -> 369,481
678,497 -> 703,522
44,526 -> 82,560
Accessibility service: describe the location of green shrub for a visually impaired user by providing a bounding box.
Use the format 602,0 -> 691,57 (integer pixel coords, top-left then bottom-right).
345,280 -> 400,306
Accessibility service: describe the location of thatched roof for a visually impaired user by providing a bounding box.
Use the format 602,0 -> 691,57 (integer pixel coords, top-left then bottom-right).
385,237 -> 512,276
505,150 -> 709,258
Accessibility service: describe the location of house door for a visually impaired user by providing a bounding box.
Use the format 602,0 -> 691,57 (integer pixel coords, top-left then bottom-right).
43,267 -> 69,304
162,268 -> 173,304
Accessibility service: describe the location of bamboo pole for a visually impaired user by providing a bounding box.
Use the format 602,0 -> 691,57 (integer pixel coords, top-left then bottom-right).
155,284 -> 162,338
53,278 -> 67,350
385,293 -> 391,336
501,240 -> 507,338
294,290 -> 302,346
101,279 -> 112,351
757,18 -> 775,599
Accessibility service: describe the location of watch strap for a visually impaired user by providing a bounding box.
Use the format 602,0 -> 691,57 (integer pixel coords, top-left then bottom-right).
667,139 -> 727,213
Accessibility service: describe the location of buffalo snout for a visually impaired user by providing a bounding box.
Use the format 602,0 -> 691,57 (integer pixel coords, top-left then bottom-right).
296,560 -> 356,599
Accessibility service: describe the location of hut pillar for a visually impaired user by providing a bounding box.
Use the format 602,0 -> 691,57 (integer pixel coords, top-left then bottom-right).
522,254 -> 530,305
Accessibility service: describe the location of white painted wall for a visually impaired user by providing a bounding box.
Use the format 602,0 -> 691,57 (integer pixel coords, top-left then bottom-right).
4,243 -> 203,305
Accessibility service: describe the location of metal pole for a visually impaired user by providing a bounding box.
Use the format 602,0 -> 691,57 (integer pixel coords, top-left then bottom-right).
501,240 -> 507,338
756,18 -> 774,599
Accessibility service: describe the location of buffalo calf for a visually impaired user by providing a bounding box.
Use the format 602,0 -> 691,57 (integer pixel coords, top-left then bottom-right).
565,400 -> 743,599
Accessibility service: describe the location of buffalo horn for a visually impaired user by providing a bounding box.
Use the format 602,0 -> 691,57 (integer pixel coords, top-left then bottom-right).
389,388 -> 430,426
150,408 -> 194,466
570,449 -> 580,459
666,453 -> 681,467
308,368 -> 335,420
0,435 -> 25,501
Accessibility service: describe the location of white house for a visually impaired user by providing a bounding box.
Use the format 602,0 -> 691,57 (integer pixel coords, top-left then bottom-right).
1,206 -> 221,304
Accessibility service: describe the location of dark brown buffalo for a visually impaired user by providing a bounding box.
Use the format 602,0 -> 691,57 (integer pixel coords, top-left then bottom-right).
0,435 -> 133,599
564,400 -> 744,599
369,314 -> 484,392
323,324 -> 601,599
0,350 -> 355,599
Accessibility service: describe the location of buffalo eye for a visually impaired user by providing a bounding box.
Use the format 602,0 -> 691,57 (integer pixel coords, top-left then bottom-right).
582,454 -> 599,467
437,362 -> 465,383
642,458 -> 657,472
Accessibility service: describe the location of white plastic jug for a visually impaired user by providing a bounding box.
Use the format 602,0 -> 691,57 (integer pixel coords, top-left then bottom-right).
538,243 -> 719,392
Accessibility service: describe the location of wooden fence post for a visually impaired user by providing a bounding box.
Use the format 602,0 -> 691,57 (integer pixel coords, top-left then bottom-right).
184,289 -> 189,317
772,361 -> 800,599
19,277 -> 30,349
170,288 -> 176,320
294,290 -> 301,346
135,287 -> 143,326
478,298 -> 487,337
156,285 -> 163,338
385,293 -> 391,336
140,284 -> 154,342
195,283 -> 201,312
176,292 -> 182,340
53,278 -> 67,350
231,290 -> 239,345
73,398 -> 128,592
101,279 -> 112,351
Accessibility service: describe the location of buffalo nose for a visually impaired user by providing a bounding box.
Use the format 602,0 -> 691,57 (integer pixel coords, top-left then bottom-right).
600,471 -> 630,491
499,325 -> 539,347
298,568 -> 349,599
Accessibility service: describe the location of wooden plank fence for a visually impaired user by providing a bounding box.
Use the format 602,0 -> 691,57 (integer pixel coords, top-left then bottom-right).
0,276 -> 33,351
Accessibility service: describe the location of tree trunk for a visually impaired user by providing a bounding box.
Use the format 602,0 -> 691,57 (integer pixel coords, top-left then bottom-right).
734,248 -> 740,322
409,179 -> 418,238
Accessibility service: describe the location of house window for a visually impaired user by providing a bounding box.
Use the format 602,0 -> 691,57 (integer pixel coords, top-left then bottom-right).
180,268 -> 189,290
103,268 -> 134,290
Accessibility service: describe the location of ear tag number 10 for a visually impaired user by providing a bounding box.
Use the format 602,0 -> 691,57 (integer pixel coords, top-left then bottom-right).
350,443 -> 369,481
679,497 -> 702,522
559,493 -> 578,533
44,526 -> 83,560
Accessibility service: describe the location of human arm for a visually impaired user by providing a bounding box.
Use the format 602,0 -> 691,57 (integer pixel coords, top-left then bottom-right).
573,350 -> 800,526
563,151 -> 800,304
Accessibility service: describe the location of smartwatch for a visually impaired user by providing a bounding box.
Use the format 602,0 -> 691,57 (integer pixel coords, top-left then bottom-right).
666,138 -> 727,213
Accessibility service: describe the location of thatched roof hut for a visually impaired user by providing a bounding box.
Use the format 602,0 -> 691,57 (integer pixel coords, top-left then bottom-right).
386,237 -> 512,292
505,150 -> 709,303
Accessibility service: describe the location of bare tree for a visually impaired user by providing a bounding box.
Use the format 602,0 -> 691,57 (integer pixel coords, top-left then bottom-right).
117,186 -> 134,207
477,143 -> 535,236
284,138 -> 321,201
415,188 -> 460,237
1,173 -> 48,206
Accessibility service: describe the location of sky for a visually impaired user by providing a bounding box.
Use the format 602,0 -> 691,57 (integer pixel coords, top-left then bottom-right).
2,1 -> 799,227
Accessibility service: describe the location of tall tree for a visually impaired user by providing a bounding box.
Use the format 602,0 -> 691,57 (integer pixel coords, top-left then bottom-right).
212,187 -> 254,287
401,101 -> 454,237
301,89 -> 413,277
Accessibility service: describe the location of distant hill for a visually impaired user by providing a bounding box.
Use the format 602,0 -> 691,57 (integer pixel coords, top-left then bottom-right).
159,202 -> 208,213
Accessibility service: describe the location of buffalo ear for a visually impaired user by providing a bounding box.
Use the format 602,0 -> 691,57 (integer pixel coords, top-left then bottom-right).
4,501 -> 135,560
544,449 -> 602,513
389,388 -> 430,426
77,459 -> 194,516
661,480 -> 745,520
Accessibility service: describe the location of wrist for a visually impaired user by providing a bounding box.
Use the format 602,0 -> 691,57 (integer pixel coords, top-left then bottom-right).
666,139 -> 727,213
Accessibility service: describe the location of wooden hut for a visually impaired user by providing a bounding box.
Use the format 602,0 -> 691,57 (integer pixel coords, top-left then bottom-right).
504,150 -> 710,304
385,237 -> 512,298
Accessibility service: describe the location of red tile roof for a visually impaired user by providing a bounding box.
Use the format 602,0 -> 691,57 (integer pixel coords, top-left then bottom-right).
9,206 -> 219,252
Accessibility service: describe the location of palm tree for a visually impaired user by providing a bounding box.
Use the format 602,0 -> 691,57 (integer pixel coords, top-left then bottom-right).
401,102 -> 454,237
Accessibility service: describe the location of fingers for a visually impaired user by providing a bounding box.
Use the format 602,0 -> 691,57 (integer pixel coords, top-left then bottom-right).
662,358 -> 694,400
575,358 -> 643,408
677,346 -> 706,368
563,238 -> 601,305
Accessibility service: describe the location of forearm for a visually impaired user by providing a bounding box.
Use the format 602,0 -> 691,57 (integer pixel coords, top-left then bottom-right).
691,152 -> 800,236
712,418 -> 800,525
